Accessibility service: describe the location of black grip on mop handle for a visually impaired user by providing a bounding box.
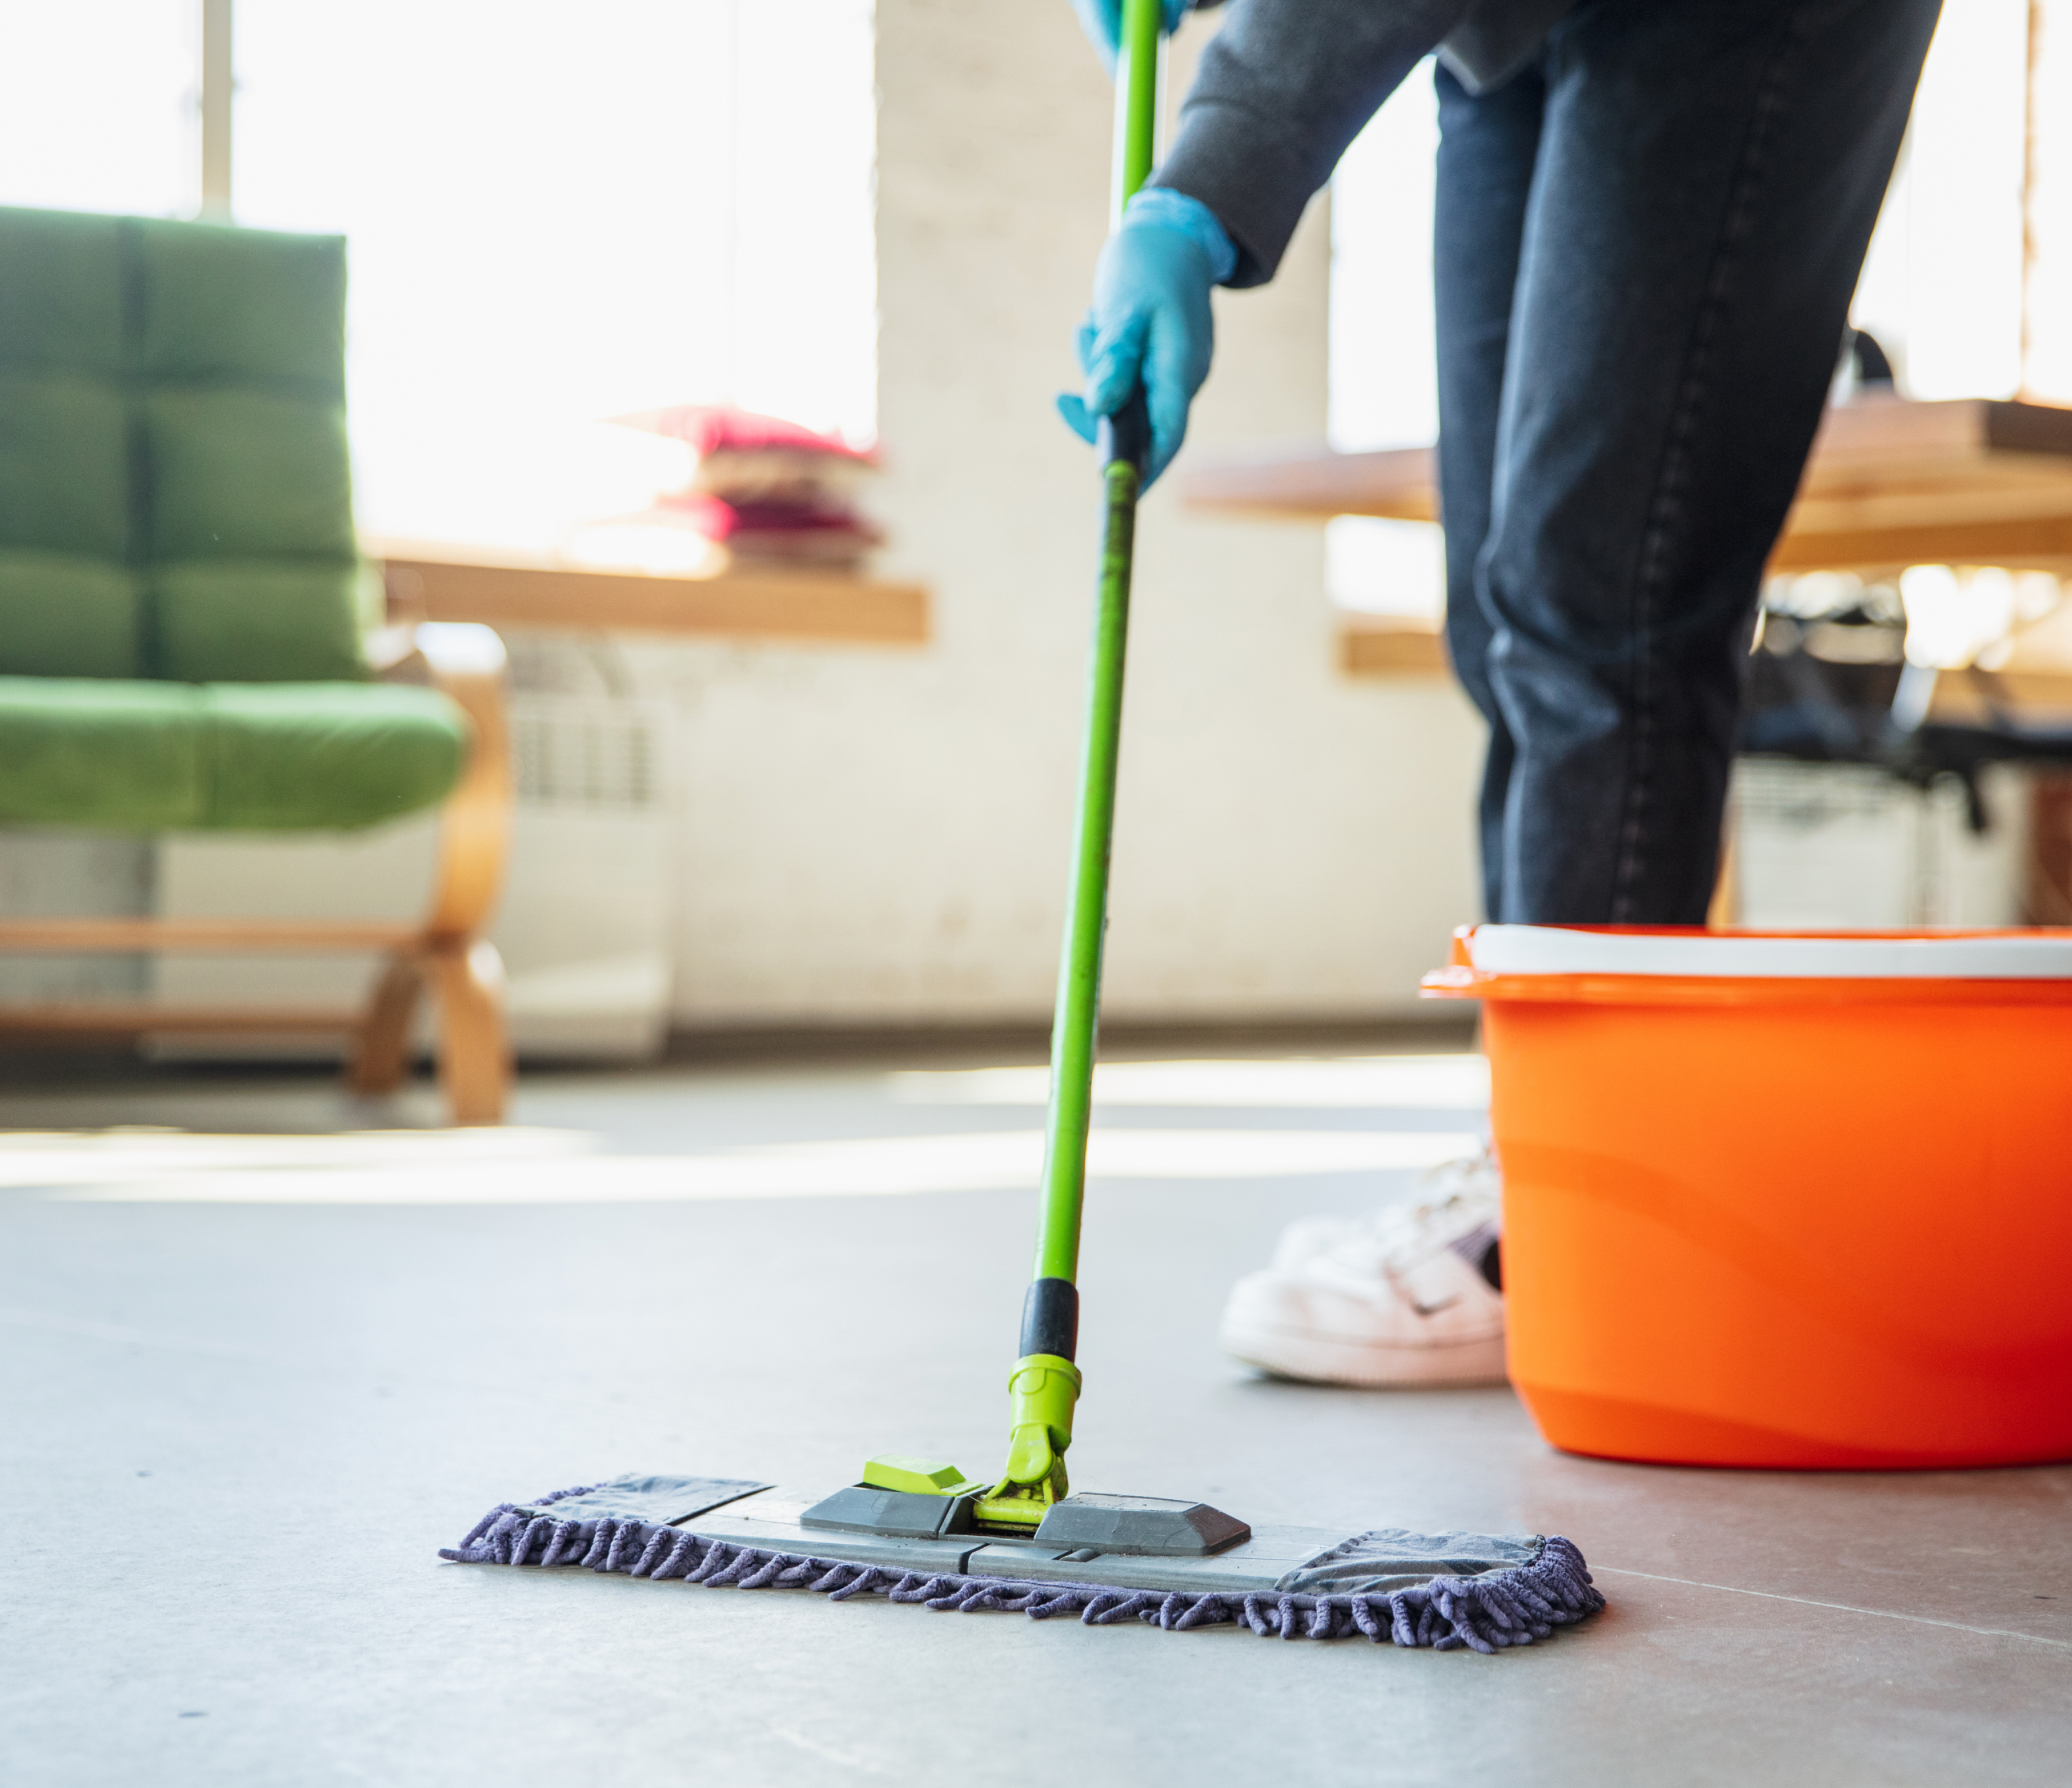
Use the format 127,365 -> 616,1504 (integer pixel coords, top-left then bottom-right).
1020,1276 -> 1080,1362
1096,387 -> 1151,476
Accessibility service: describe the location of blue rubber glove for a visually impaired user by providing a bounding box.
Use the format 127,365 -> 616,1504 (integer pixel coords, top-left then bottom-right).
1070,0 -> 1193,73
1057,188 -> 1237,488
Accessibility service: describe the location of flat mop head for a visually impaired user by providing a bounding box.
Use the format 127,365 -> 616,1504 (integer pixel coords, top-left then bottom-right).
441,1474 -> 1604,1650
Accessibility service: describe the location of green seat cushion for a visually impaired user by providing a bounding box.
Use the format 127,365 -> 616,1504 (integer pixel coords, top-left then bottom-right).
0,553 -> 142,677
155,560 -> 365,683
203,682 -> 467,829
0,679 -> 201,825
0,677 -> 468,832
145,387 -> 355,561
0,372 -> 130,557
134,218 -> 347,393
0,207 -> 363,692
0,209 -> 409,830
0,208 -> 125,376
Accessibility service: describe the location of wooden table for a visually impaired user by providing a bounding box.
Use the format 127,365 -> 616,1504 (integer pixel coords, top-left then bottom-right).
372,542 -> 930,645
1182,395 -> 2072,673
1183,394 -> 2072,569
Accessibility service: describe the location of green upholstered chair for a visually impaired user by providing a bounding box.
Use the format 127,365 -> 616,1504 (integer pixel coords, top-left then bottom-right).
0,205 -> 512,1121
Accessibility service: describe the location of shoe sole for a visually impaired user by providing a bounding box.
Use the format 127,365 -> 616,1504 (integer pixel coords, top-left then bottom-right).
1219,1320 -> 1508,1389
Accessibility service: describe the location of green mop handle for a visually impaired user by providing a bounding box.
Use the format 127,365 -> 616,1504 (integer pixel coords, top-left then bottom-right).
1000,0 -> 1162,1496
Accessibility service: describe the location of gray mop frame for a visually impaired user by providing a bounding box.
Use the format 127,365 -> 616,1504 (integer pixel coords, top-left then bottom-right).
443,1483 -> 1605,1651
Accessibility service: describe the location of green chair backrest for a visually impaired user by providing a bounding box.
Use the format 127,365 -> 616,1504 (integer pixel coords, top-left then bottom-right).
0,205 -> 367,685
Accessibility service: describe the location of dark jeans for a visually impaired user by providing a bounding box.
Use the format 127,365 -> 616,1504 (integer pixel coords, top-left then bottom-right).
1434,0 -> 1942,922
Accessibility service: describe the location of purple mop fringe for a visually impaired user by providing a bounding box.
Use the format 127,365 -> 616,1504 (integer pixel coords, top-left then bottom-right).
440,1485 -> 1605,1651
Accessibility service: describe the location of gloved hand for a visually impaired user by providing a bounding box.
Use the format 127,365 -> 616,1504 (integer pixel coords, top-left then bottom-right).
1069,0 -> 1193,73
1057,188 -> 1237,488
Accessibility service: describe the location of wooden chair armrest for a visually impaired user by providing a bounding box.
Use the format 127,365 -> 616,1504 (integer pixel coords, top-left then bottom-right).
364,622 -> 427,678
381,622 -> 512,943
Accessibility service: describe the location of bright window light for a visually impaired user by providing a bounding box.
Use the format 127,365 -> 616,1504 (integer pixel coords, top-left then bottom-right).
1328,68 -> 1439,457
1853,0 -> 2030,399
0,3 -> 193,217
235,0 -> 877,552
1325,63 -> 1442,619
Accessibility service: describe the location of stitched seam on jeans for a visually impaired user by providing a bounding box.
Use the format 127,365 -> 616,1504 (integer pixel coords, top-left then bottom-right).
1613,3 -> 1814,920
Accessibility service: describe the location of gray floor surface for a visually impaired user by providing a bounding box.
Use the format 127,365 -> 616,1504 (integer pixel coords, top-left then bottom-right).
4,1045 -> 2068,1786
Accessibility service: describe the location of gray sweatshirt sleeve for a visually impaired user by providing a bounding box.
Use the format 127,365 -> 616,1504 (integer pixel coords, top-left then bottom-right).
1149,0 -> 1479,287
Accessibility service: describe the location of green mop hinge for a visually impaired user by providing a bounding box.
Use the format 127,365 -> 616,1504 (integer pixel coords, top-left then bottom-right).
976,1358 -> 1082,1526
969,1278 -> 1082,1526
855,1346 -> 1080,1530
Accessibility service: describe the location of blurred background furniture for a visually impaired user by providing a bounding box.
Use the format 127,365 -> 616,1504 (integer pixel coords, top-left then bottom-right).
374,544 -> 927,643
0,204 -> 513,1122
1184,386 -> 2072,686
1181,390 -> 2072,586
1182,379 -> 2072,928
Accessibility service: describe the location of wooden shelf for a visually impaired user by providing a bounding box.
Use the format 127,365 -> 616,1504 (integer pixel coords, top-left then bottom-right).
1339,622 -> 1450,677
0,919 -> 416,953
1182,395 -> 2072,575
372,542 -> 929,645
0,1004 -> 359,1035
1185,445 -> 1437,524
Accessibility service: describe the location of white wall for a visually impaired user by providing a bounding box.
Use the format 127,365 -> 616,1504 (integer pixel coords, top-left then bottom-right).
639,1 -> 1482,1028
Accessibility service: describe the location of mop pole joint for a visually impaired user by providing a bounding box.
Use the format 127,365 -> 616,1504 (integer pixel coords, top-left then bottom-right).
976,1353 -> 1083,1527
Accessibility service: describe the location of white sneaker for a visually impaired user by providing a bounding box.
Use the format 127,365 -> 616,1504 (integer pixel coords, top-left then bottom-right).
1219,1148 -> 1507,1387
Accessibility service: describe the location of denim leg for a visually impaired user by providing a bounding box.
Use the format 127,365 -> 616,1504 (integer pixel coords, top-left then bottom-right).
1434,59 -> 1547,920
1482,0 -> 1942,922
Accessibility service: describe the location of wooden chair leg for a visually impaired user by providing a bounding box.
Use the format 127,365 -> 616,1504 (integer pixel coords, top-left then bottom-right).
428,939 -> 510,1125
1707,826 -> 1740,931
348,953 -> 425,1095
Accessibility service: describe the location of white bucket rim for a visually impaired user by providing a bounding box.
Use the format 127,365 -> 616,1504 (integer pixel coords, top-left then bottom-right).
1467,926 -> 2072,980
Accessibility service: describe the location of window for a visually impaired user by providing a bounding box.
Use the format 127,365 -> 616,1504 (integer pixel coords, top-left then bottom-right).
0,3 -> 193,217
0,1 -> 878,555
1325,66 -> 1441,620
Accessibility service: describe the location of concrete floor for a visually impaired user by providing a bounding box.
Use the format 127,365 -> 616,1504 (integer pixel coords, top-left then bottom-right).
5,1042 -> 2068,1786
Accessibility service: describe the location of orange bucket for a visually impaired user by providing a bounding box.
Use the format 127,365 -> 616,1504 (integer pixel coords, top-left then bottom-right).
1424,926 -> 2072,1469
